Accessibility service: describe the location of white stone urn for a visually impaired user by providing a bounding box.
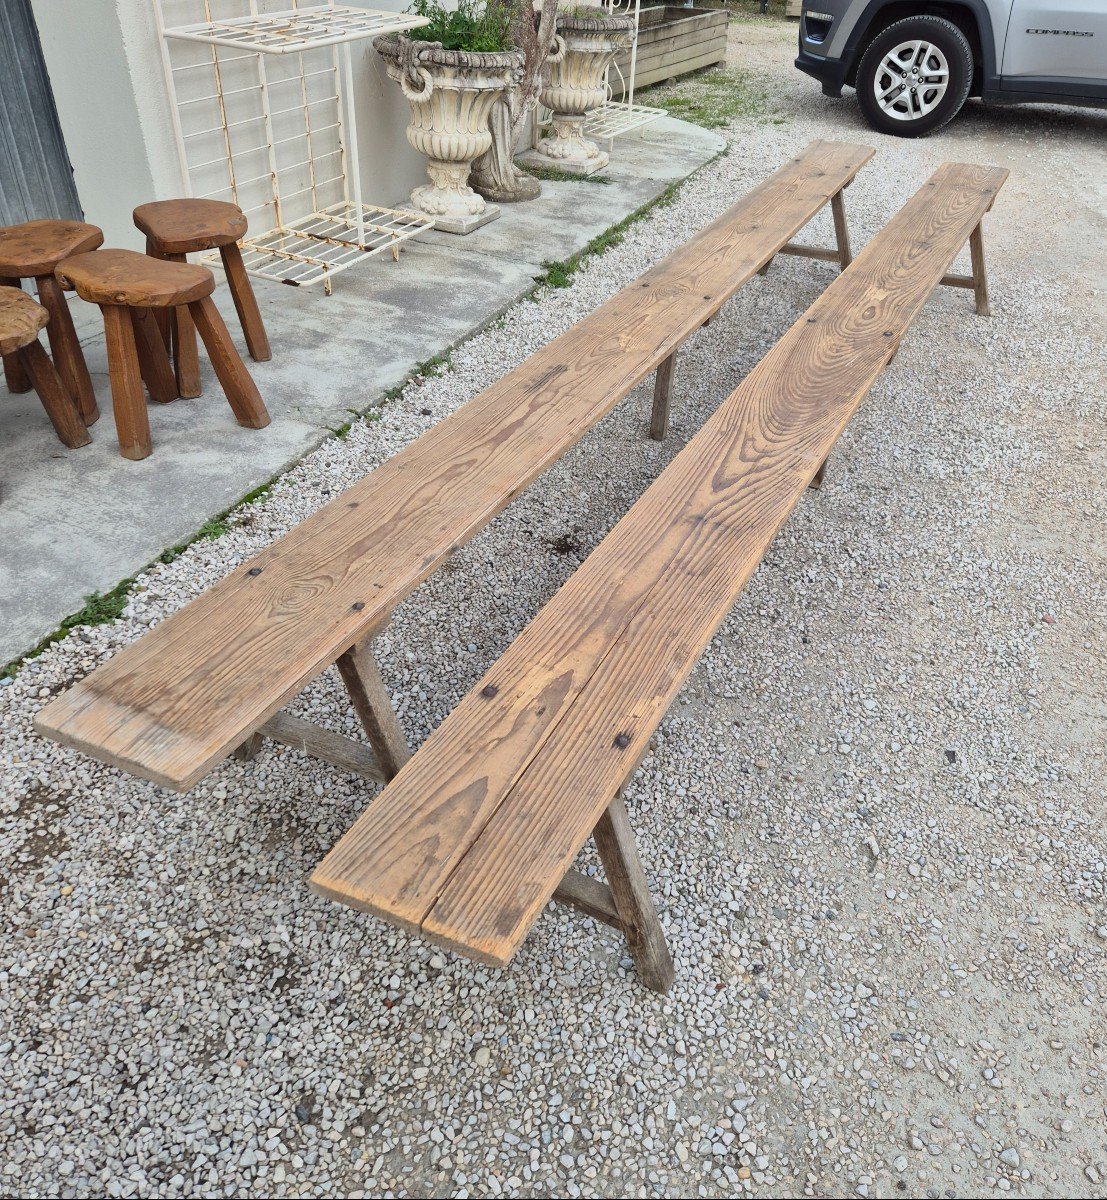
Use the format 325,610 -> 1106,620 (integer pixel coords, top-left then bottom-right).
533,10 -> 634,176
375,34 -> 524,234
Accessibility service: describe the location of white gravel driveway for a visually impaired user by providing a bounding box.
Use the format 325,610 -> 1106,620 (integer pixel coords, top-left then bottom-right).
2,16 -> 1105,1200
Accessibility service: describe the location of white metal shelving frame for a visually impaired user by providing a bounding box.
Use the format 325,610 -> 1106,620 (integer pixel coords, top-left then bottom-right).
584,0 -> 665,146
154,1 -> 433,293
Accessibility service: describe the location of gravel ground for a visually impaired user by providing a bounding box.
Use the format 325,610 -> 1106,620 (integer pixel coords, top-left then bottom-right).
2,17 -> 1105,1200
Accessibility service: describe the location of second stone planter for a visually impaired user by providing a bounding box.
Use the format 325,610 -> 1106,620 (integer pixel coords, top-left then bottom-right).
375,34 -> 524,234
528,10 -> 635,177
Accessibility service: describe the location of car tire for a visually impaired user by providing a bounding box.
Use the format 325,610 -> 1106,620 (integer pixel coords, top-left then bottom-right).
855,15 -> 973,138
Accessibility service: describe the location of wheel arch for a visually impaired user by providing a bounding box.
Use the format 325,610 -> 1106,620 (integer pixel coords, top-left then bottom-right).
843,1 -> 997,96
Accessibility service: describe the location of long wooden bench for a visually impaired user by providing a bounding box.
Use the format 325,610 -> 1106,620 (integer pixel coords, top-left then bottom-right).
311,161 -> 1008,992
35,140 -> 874,793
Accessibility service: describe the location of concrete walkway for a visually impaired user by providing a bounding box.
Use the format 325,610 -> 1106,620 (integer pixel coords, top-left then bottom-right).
0,118 -> 724,667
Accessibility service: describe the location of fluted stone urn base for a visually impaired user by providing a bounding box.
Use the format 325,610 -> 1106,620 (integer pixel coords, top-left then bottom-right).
408,159 -> 501,233
518,113 -> 609,177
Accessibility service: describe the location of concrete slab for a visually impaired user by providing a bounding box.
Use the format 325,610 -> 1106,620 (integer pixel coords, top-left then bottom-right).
0,117 -> 724,666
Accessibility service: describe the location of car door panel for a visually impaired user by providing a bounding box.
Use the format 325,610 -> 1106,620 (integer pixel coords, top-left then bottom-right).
1002,1 -> 1107,82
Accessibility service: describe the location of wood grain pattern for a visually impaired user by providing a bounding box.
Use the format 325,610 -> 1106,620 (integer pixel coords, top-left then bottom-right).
311,162 -> 1008,967
167,253 -> 203,400
131,307 -> 179,405
35,141 -> 874,790
1,277 -> 32,393
592,793 -> 675,992
650,352 -> 675,442
0,286 -> 48,355
257,711 -> 385,783
134,199 -> 247,256
0,219 -> 103,279
335,641 -> 411,781
57,250 -> 215,309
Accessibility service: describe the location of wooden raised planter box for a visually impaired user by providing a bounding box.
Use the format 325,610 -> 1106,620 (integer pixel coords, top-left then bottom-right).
610,6 -> 728,96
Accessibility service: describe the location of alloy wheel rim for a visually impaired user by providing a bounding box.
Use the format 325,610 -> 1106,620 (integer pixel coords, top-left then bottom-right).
873,40 -> 950,121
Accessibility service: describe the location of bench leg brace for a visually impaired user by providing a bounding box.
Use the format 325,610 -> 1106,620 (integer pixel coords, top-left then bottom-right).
759,183 -> 854,277
232,634 -> 410,784
579,792 -> 675,993
939,222 -> 991,317
650,352 -> 676,442
337,639 -> 412,781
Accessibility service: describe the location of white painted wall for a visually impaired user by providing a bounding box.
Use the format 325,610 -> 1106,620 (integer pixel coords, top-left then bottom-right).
30,0 -> 428,251
31,0 -> 161,250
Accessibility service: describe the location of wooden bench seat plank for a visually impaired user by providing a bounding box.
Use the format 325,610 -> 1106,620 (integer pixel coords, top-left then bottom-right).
35,140 -> 873,791
310,162 -> 1008,965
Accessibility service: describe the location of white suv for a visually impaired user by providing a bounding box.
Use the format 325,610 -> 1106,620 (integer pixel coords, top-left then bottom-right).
796,1 -> 1107,135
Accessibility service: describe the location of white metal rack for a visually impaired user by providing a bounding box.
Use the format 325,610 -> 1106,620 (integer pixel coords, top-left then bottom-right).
154,1 -> 433,293
584,0 -> 665,146
535,0 -> 665,151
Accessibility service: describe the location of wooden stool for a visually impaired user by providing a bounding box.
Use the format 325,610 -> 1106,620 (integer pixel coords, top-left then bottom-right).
56,249 -> 270,461
0,286 -> 90,448
0,219 -> 103,424
134,199 -> 270,400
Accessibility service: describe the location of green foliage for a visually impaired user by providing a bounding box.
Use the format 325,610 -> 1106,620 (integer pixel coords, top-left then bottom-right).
407,0 -> 514,52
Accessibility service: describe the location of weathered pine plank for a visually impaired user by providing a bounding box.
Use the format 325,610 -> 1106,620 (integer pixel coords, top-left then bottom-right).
35,141 -> 873,791
311,162 -> 1007,966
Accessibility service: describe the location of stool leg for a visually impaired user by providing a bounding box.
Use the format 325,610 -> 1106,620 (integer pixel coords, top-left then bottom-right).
2,278 -> 32,394
144,239 -> 172,351
131,307 -> 179,404
36,273 -> 99,425
166,253 -> 201,399
19,340 -> 91,449
188,296 -> 270,430
101,304 -> 153,460
219,243 -> 270,362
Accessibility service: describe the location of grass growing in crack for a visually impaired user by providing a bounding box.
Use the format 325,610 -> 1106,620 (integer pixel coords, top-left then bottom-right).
519,164 -> 613,185
646,66 -> 776,130
1,476 -> 286,680
530,174 -> 690,292
382,351 -> 452,401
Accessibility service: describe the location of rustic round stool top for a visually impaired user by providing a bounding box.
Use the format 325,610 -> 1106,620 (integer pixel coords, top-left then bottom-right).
56,248 -> 216,308
0,220 -> 104,279
133,199 -> 248,255
0,287 -> 49,356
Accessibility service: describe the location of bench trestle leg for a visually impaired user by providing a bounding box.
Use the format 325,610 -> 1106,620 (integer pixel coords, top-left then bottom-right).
831,188 -> 853,270
337,639 -> 412,781
650,352 -> 676,442
592,793 -> 675,994
809,455 -> 829,491
771,184 -> 856,274
939,223 -> 991,317
968,223 -> 990,318
232,731 -> 265,762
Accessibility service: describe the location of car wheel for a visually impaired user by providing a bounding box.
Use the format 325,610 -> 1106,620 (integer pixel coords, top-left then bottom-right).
855,15 -> 973,138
